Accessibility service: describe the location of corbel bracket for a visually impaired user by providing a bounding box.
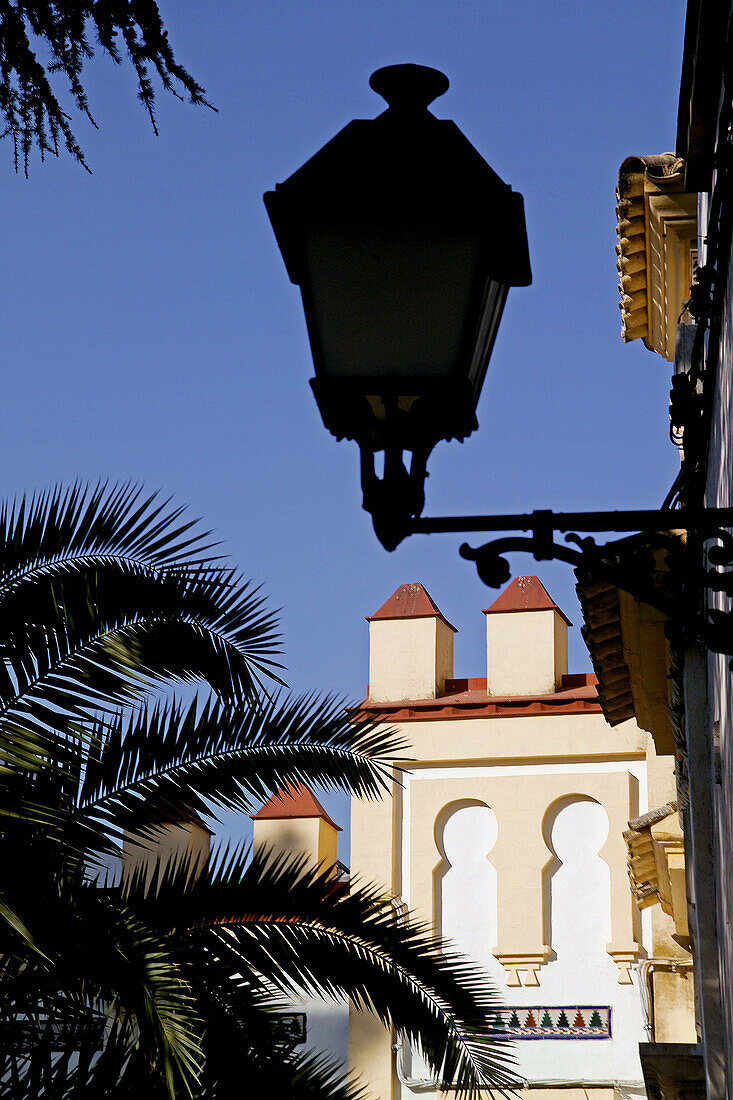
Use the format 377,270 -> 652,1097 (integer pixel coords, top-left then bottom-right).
493,947 -> 553,988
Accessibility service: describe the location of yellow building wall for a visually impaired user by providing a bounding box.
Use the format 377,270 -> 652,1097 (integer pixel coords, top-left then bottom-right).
252,815 -> 338,873
368,616 -> 454,702
486,608 -> 566,695
122,821 -> 210,888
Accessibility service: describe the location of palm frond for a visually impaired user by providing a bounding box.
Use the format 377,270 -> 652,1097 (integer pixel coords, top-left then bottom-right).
0,480 -> 513,1098
0,897 -> 47,960
0,481 -> 220,585
0,483 -> 216,583
172,963 -> 368,1100
123,847 -> 517,1098
114,911 -> 203,1098
76,692 -> 402,847
0,485 -> 284,776
202,1043 -> 370,1100
0,557 -> 283,723
0,887 -> 203,1100
232,920 -> 515,1097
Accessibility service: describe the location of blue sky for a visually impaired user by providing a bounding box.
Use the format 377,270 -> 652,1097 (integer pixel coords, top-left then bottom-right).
2,1 -> 686,855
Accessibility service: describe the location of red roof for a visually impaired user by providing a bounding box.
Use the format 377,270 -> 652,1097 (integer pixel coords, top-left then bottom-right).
483,576 -> 572,626
251,783 -> 342,831
367,582 -> 456,632
143,803 -> 214,835
359,673 -> 599,721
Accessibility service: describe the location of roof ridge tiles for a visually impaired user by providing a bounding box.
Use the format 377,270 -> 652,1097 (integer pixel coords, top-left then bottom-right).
483,576 -> 572,625
367,582 -> 456,632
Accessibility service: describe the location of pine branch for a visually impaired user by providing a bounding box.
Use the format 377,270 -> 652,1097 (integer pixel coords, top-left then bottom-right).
0,3 -> 214,173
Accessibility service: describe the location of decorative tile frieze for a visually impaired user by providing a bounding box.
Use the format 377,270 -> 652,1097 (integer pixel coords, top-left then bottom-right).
492,1006 -> 612,1039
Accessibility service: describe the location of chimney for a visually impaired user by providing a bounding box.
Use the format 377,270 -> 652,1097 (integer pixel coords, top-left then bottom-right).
367,582 -> 455,702
484,576 -> 570,696
251,783 -> 341,875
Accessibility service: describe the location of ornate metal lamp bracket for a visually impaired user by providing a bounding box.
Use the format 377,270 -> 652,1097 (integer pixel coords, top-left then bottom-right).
410,507 -> 733,659
458,529 -> 584,590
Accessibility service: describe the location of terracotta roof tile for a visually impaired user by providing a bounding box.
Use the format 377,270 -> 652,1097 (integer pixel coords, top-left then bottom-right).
251,783 -> 342,831
483,576 -> 572,625
615,153 -> 686,353
576,576 -> 634,727
143,803 -> 214,835
367,582 -> 456,632
359,673 -> 600,720
576,533 -> 682,745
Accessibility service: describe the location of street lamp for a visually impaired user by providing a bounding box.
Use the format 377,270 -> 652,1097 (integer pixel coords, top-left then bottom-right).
265,65 -> 733,658
264,64 -> 531,550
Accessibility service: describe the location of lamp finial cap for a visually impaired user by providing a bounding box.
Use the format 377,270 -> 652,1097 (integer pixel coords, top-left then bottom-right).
369,64 -> 449,112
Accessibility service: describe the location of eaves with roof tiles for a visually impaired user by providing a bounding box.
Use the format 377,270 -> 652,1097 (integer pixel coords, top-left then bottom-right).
615,152 -> 688,353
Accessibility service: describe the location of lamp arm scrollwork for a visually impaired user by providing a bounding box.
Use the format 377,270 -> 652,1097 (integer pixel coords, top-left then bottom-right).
458,533 -> 584,590
409,507 -> 733,664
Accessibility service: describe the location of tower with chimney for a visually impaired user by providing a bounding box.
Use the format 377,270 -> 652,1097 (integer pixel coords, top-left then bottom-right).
347,577 -> 694,1098
238,576 -> 695,1096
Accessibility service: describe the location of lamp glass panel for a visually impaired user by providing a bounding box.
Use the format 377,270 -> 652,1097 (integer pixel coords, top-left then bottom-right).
466,279 -> 508,396
301,224 -> 482,379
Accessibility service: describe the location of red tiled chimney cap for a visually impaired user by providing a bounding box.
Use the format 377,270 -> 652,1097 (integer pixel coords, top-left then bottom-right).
142,803 -> 214,835
367,582 -> 456,632
483,576 -> 572,626
251,782 -> 342,831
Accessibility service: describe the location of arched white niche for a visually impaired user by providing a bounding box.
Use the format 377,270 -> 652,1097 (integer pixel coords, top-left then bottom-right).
435,801 -> 501,980
543,796 -> 616,990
